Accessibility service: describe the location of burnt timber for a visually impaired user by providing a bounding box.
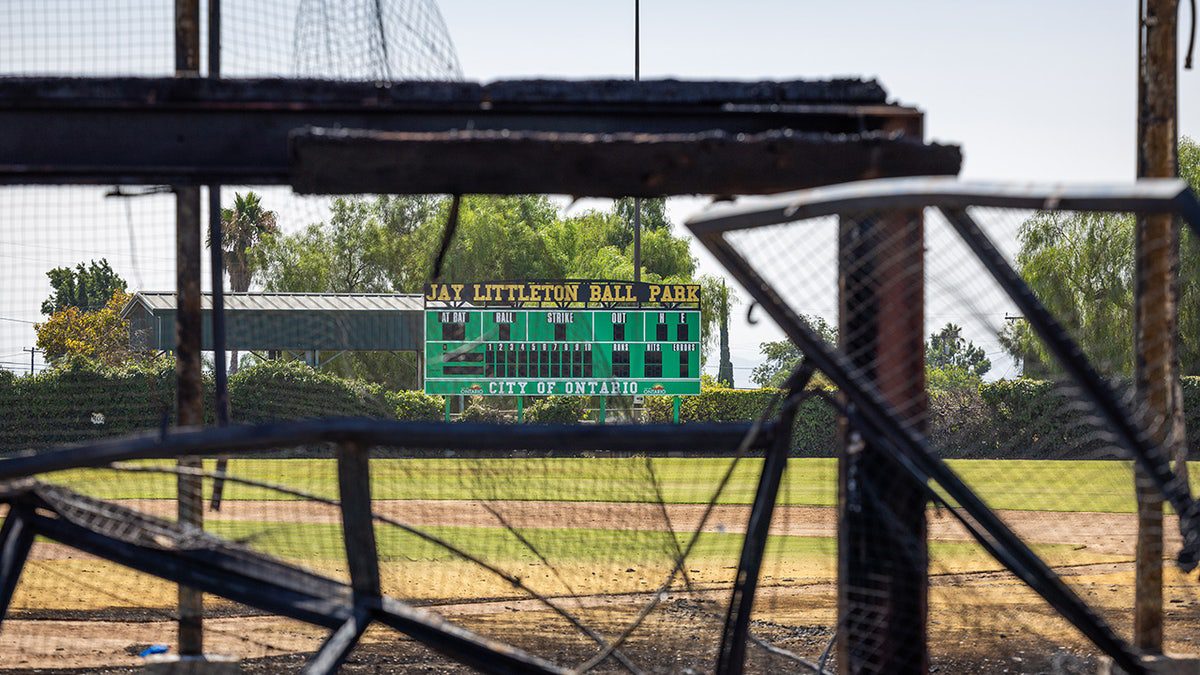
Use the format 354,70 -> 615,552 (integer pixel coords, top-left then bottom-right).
0,77 -> 960,193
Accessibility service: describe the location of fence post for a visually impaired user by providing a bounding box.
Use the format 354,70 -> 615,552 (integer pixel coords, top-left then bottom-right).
1133,0 -> 1182,652
836,207 -> 929,673
173,0 -> 204,658
304,440 -> 379,673
336,441 -> 381,600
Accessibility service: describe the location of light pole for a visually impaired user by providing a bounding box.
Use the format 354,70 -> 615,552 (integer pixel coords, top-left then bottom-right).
632,0 -> 641,282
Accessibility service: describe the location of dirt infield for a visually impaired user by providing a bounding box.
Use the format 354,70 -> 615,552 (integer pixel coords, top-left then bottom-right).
7,499 -> 1196,672
42,498 -> 1178,556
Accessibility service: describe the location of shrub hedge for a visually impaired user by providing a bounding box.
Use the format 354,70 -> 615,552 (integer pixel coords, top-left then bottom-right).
460,399 -> 514,423
646,377 -> 1200,458
387,389 -> 443,421
4,358 -> 1199,459
0,356 -> 206,450
645,385 -> 837,455
228,360 -> 393,423
525,396 -> 587,423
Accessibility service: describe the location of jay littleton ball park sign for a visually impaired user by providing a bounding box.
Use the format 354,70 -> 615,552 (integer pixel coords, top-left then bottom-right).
423,281 -> 702,397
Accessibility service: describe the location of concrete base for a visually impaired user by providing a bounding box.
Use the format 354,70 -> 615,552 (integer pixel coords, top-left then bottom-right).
1099,654 -> 1200,674
140,654 -> 241,674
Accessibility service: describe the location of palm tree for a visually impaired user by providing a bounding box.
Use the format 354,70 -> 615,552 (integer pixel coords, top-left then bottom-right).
212,191 -> 278,373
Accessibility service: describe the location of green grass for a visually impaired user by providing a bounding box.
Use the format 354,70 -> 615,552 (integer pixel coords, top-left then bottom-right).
205,519 -> 1115,567
42,457 -> 1200,514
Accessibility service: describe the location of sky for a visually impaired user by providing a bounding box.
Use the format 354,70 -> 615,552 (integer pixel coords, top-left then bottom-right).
0,1 -> 1197,380
436,0 -> 1199,382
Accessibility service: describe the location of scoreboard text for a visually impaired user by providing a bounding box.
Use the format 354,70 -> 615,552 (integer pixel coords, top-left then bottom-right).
423,281 -> 701,397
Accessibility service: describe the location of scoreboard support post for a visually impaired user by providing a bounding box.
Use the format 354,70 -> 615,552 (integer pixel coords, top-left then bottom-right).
672,396 -> 681,424
598,398 -> 607,425
443,397 -> 451,423
516,397 -> 524,423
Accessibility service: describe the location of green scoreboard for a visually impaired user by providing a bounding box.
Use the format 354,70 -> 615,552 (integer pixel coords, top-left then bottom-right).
423,280 -> 701,397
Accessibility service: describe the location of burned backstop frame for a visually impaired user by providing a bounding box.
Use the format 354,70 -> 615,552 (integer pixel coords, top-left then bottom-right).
0,63 -> 961,673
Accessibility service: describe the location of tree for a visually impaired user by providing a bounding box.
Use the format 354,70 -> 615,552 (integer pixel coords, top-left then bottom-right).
251,194 -> 713,388
1177,137 -> 1200,375
215,192 -> 278,374
999,210 -> 1135,375
717,281 -> 735,387
926,323 -> 990,378
611,197 -> 671,251
1000,137 -> 1200,376
35,290 -> 137,366
41,259 -> 126,315
217,192 -> 278,293
696,276 -> 737,384
751,316 -> 837,388
250,195 -> 438,390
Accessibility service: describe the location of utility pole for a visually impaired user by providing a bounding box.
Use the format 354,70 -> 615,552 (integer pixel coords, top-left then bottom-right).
632,0 -> 642,282
1134,0 -> 1183,653
23,348 -> 39,375
175,0 -> 205,657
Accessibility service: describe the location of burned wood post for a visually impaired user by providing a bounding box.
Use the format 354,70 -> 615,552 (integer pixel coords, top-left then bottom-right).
174,0 -> 205,657
1134,0 -> 1184,653
836,199 -> 929,668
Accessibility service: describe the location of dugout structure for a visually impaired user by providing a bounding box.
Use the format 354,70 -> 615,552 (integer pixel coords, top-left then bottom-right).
123,291 -> 424,363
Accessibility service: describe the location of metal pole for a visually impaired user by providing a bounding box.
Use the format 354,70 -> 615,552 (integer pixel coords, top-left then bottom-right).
672,396 -> 680,424
517,396 -> 524,423
175,0 -> 204,657
207,0 -> 232,514
416,348 -> 424,390
717,387 -> 803,674
1134,0 -> 1181,653
207,0 -> 225,426
632,0 -> 641,282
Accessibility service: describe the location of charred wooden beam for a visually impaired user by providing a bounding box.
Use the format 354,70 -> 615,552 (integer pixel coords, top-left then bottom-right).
290,127 -> 961,197
0,77 -> 954,190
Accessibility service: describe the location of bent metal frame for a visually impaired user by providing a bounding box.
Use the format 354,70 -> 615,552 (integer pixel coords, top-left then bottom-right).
687,177 -> 1200,675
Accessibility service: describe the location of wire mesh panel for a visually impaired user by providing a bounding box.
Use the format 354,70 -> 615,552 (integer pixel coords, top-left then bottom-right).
0,2 -> 468,672
688,181 -> 1200,673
